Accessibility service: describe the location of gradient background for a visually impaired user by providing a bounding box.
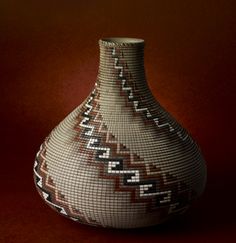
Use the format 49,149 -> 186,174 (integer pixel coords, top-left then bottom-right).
1,1 -> 235,242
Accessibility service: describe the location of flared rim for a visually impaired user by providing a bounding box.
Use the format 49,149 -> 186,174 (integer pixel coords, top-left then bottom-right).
99,37 -> 145,47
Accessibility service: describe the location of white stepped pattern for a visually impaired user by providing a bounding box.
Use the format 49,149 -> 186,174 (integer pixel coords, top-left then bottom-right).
79,89 -> 141,185
80,83 -> 171,203
112,47 -> 189,142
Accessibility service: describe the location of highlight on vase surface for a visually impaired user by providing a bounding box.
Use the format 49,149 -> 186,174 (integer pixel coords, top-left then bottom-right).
33,37 -> 207,228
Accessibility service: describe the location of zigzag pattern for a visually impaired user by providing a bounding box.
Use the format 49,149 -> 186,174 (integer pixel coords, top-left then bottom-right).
79,88 -> 172,204
111,47 -> 189,142
33,140 -> 94,224
101,122 -> 172,201
80,90 -> 141,186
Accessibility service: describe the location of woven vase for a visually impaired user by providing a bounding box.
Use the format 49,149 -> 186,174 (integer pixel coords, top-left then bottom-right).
33,37 -> 207,228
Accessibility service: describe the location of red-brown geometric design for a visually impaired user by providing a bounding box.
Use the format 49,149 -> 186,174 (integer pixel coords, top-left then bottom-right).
74,88 -> 191,214
33,138 -> 100,226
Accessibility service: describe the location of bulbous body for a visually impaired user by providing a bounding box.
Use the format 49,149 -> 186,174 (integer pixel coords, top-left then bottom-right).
33,38 -> 206,228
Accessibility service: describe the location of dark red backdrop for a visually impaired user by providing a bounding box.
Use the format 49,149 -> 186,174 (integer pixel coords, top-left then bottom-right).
1,1 -> 235,242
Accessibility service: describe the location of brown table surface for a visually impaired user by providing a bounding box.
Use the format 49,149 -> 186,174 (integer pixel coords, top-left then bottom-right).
1,1 -> 235,242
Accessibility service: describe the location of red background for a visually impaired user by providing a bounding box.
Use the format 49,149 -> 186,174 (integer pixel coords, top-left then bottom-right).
1,1 -> 235,242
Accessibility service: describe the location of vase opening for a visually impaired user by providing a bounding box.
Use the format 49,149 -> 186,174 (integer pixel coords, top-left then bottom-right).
100,37 -> 144,46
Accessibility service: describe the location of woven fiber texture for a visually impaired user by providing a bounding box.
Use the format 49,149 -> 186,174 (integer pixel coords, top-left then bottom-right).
33,38 -> 207,228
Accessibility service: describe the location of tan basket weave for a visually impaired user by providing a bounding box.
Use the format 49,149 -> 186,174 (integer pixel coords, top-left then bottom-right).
33,37 -> 206,228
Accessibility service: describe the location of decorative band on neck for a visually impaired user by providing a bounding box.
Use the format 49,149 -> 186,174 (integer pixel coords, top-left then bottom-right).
99,37 -> 145,47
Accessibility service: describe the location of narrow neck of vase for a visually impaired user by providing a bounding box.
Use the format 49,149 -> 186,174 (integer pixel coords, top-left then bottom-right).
97,38 -> 147,90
